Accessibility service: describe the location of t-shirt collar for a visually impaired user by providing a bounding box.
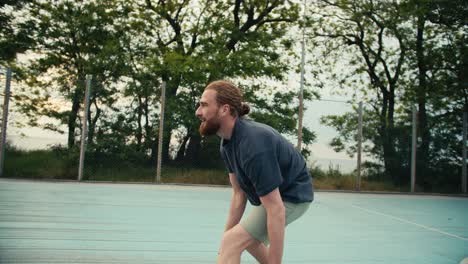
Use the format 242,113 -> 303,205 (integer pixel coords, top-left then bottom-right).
223,117 -> 241,146
230,117 -> 242,142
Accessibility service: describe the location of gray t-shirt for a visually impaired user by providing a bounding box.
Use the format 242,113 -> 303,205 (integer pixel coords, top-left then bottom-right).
220,118 -> 314,206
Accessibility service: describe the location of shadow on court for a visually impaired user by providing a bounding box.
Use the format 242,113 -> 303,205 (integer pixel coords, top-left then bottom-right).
0,178 -> 467,263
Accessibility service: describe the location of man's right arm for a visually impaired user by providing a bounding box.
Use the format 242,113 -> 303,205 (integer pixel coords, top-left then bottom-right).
224,173 -> 247,232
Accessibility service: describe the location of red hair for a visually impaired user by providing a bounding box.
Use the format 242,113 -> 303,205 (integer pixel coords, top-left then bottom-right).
205,80 -> 250,117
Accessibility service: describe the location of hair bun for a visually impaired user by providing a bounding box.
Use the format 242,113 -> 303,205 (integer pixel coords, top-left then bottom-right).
240,102 -> 250,116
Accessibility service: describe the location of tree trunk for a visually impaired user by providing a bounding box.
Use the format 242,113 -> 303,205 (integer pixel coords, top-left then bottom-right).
136,94 -> 143,151
379,89 -> 398,183
161,75 -> 182,163
87,100 -> 101,146
185,133 -> 202,165
175,133 -> 190,162
416,13 -> 430,187
142,90 -> 156,162
67,88 -> 81,149
382,127 -> 399,183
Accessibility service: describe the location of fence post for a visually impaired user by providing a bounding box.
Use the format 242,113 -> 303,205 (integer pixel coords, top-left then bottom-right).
463,112 -> 467,194
411,106 -> 418,192
156,81 -> 166,184
0,68 -> 12,177
356,102 -> 363,191
78,75 -> 92,181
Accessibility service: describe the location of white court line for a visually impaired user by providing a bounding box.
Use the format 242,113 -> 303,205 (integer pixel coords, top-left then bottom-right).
352,204 -> 468,241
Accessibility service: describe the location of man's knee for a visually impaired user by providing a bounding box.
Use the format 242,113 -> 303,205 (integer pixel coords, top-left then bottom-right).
220,225 -> 254,254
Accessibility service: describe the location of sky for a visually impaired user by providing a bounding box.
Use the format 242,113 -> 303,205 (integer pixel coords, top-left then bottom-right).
303,100 -> 358,173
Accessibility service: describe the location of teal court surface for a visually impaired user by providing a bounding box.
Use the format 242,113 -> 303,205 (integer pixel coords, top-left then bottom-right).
0,178 -> 467,264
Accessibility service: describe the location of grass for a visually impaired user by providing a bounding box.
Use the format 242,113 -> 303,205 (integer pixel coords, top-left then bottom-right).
85,166 -> 229,185
314,175 -> 406,192
3,148 -> 230,185
3,148 -> 406,192
310,164 -> 405,192
160,167 -> 229,185
4,149 -> 76,180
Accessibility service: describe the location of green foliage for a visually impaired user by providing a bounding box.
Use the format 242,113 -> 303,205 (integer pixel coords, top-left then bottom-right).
5,148 -> 406,191
3,146 -> 228,184
309,0 -> 467,191
128,0 -> 306,163
309,163 -> 402,191
8,0 -> 309,171
4,0 -> 466,194
0,0 -> 32,64
11,1 -> 129,150
4,145 -> 78,179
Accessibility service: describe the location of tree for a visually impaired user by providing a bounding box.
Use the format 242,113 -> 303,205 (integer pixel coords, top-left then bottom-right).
310,0 -> 409,183
0,0 -> 32,64
15,0 -> 317,172
15,0 -> 127,149
400,0 -> 468,190
310,0 -> 467,191
127,0 -> 310,164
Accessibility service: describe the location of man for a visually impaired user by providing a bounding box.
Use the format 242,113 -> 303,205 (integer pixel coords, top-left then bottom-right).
195,80 -> 313,264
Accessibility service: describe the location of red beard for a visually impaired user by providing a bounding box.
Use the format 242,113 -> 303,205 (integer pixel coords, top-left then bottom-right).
199,118 -> 220,136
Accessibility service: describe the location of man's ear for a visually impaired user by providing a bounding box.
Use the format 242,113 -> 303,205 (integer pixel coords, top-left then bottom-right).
221,104 -> 230,116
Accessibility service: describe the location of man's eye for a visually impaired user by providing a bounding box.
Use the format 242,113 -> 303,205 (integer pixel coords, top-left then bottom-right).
196,102 -> 201,108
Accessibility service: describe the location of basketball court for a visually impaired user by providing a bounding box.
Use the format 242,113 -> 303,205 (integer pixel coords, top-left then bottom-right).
0,178 -> 467,263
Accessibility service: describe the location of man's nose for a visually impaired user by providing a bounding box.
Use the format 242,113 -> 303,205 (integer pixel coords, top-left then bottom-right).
195,106 -> 201,117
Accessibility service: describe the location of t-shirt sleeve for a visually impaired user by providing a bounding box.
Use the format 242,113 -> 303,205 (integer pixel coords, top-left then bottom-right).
244,150 -> 283,197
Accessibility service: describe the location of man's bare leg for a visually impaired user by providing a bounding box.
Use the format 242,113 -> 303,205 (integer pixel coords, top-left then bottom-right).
217,225 -> 255,264
246,240 -> 269,264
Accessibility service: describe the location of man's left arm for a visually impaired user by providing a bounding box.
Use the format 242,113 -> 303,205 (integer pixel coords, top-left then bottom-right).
259,188 -> 285,264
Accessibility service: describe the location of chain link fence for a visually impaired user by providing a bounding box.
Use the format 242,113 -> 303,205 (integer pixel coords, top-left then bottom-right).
0,67 -> 466,193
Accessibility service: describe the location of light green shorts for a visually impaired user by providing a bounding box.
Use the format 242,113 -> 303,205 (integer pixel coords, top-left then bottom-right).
240,201 -> 311,245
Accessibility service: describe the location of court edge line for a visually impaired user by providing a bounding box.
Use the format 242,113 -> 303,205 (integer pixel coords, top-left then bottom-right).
351,204 -> 468,241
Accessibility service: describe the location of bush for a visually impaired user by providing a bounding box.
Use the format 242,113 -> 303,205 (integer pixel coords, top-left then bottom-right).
2,147 -> 405,191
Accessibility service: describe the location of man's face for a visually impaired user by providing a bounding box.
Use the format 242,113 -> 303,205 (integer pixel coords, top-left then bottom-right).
195,89 -> 221,136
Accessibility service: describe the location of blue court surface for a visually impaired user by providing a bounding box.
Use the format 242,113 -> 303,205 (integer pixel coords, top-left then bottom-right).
0,178 -> 467,263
